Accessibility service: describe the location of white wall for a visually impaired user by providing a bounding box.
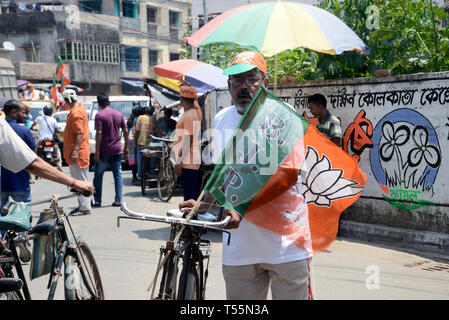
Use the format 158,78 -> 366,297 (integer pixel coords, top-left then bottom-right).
205,72 -> 449,233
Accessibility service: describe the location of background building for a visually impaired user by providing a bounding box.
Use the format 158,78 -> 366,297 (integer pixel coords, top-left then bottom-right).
0,0 -> 188,95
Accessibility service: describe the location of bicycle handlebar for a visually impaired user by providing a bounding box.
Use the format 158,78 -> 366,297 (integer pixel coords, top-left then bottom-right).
119,202 -> 231,229
1,191 -> 87,215
28,191 -> 86,206
150,135 -> 174,144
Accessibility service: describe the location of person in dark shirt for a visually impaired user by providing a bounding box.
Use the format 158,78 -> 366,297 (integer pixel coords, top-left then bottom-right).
92,94 -> 129,207
0,100 -> 36,209
157,107 -> 177,137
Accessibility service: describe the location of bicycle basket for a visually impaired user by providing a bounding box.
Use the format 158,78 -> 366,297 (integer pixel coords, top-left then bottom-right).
0,202 -> 32,233
30,209 -> 59,280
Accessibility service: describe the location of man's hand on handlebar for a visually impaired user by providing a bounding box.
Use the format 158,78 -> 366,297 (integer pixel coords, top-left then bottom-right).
179,199 -> 241,230
179,199 -> 196,212
223,209 -> 241,230
72,180 -> 95,197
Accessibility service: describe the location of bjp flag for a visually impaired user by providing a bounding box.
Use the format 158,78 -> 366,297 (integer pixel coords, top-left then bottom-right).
204,88 -> 366,254
51,74 -> 59,106
56,56 -> 70,93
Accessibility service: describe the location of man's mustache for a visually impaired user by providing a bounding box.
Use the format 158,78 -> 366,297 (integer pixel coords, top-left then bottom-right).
237,89 -> 253,100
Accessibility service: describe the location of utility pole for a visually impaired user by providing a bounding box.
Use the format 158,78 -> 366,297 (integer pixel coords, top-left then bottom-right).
203,0 -> 208,24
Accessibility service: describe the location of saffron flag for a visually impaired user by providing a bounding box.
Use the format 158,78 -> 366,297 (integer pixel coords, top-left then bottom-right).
204,88 -> 367,254
56,56 -> 70,93
51,74 -> 58,106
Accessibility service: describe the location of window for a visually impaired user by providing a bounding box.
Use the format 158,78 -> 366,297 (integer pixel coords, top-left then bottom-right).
125,46 -> 141,72
122,0 -> 139,18
79,0 -> 102,13
148,50 -> 158,67
169,11 -> 180,41
147,5 -> 158,37
147,6 -> 157,23
25,48 -> 38,63
169,11 -> 179,28
60,42 -> 119,64
169,53 -> 180,61
65,43 -> 73,60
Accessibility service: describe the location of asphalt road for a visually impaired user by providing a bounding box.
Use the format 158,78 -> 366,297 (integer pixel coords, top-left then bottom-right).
22,167 -> 449,300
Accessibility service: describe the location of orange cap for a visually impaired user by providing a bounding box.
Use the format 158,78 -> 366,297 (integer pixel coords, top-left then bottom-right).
179,85 -> 196,99
223,51 -> 267,75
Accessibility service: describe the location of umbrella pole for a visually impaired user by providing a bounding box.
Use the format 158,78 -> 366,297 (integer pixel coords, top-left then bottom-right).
273,54 -> 278,95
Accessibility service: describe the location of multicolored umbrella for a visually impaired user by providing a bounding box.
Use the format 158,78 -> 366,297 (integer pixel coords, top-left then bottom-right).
183,1 -> 370,57
153,59 -> 228,93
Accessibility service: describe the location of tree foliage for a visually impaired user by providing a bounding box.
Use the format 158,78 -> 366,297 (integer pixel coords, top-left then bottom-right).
317,0 -> 449,78
182,0 -> 449,82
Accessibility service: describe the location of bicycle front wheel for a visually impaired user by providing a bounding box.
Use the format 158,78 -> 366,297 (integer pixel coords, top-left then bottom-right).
64,241 -> 104,300
177,262 -> 200,300
0,290 -> 21,300
157,159 -> 175,202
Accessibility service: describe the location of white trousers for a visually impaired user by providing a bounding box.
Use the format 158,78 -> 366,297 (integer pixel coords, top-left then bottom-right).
69,164 -> 91,211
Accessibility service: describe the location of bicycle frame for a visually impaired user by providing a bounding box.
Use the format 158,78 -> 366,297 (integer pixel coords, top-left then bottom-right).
118,202 -> 230,300
0,193 -> 99,300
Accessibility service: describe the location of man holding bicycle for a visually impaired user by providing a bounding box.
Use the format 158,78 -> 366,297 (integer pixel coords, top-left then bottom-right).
0,115 -> 94,263
0,116 -> 94,196
180,51 -> 312,300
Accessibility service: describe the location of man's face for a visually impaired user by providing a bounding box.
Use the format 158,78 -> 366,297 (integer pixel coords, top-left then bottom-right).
15,104 -> 28,123
228,68 -> 265,114
307,102 -> 323,118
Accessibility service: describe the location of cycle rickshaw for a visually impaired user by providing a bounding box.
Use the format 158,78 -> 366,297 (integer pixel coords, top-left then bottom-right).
140,135 -> 178,201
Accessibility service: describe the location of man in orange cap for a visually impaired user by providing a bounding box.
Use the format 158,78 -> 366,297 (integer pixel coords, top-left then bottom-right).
179,51 -> 312,300
173,81 -> 202,201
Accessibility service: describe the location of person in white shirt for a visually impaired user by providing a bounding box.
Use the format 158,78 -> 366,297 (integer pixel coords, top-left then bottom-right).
0,116 -> 94,194
179,51 -> 312,300
30,106 -> 62,170
0,115 -> 95,256
31,106 -> 58,142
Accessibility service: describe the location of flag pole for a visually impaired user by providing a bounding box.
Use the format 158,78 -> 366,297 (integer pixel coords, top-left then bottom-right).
273,53 -> 278,95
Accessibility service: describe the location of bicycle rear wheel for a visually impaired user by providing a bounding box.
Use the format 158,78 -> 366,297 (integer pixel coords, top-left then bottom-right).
157,159 -> 175,202
64,241 -> 104,300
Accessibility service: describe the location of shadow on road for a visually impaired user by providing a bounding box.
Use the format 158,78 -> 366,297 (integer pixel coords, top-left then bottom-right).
337,236 -> 449,264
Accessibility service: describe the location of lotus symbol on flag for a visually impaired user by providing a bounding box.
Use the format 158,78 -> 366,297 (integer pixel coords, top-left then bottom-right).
300,147 -> 364,207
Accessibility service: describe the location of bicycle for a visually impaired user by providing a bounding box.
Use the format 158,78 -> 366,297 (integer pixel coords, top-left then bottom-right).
140,135 -> 177,202
0,192 -> 104,300
117,202 -> 231,300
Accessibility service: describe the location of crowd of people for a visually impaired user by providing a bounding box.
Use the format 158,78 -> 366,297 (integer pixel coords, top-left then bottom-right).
0,86 -> 187,214
0,50 -> 343,301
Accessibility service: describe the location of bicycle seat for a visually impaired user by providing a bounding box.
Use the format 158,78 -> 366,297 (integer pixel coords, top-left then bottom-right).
0,202 -> 32,232
166,209 -> 217,222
